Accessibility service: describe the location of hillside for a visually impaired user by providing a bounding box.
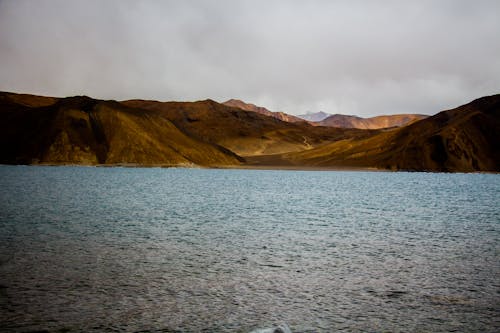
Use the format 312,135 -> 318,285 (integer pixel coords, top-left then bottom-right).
0,92 -> 370,166
1,91 -> 498,172
122,99 -> 371,156
277,95 -> 500,172
223,99 -> 306,123
0,93 -> 241,166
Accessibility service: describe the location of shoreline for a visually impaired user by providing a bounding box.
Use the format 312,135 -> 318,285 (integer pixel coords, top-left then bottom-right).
0,162 -> 383,172
1,163 -> 498,174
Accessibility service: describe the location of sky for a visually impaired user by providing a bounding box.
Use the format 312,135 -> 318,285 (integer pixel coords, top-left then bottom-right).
0,0 -> 499,117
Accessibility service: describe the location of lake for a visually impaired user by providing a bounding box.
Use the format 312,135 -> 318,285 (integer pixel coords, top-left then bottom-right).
0,166 -> 499,332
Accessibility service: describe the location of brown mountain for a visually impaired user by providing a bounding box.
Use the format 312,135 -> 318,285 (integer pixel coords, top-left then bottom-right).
223,99 -> 306,123
0,93 -> 241,166
277,94 -> 500,172
122,99 -> 370,157
0,92 -> 369,166
1,91 -> 498,172
318,113 -> 428,129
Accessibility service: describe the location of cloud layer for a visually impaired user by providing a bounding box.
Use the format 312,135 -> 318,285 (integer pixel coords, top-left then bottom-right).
1,0 -> 499,116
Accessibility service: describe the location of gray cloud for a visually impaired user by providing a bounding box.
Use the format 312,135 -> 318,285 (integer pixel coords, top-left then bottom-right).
1,0 -> 499,116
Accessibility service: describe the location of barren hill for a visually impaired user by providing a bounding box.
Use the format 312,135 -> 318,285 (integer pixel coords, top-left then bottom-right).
277,95 -> 500,172
0,92 -> 369,166
123,99 -> 369,157
1,91 -> 498,172
0,93 -> 242,166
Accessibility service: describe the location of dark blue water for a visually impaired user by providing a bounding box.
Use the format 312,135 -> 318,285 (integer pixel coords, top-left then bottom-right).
0,166 -> 499,332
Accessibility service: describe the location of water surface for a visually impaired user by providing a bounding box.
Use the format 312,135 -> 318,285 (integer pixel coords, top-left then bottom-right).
0,166 -> 499,332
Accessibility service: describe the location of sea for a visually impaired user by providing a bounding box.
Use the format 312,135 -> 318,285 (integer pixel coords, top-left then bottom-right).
0,165 -> 498,332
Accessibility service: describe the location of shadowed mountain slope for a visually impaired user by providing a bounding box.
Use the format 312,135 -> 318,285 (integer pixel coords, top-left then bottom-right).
279,95 -> 500,172
0,92 -> 241,166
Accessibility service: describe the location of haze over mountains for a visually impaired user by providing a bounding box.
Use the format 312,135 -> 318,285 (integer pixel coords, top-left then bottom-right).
298,112 -> 331,122
1,91 -> 498,172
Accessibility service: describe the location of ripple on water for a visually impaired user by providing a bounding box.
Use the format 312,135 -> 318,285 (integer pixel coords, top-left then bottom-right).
0,166 -> 499,332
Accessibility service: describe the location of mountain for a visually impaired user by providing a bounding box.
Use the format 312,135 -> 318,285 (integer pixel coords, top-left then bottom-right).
297,111 -> 331,122
223,99 -> 306,123
122,99 -> 370,157
275,94 -> 500,172
1,91 -> 498,172
0,93 -> 242,167
0,91 -> 369,166
317,113 -> 428,129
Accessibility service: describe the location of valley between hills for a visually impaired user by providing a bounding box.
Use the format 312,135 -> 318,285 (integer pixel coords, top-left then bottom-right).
0,91 -> 499,172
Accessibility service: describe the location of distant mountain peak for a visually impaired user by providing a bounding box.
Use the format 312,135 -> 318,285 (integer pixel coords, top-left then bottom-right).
297,111 -> 332,122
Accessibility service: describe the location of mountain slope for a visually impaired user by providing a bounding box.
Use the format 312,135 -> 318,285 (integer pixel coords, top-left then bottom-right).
380,94 -> 500,171
0,92 -> 370,166
280,95 -> 500,172
122,99 -> 371,157
0,92 -> 242,166
318,113 -> 428,129
223,99 -> 306,123
1,91 -> 498,172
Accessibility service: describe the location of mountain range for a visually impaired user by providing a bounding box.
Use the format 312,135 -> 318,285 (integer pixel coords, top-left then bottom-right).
224,100 -> 428,129
222,99 -> 427,129
316,113 -> 428,129
274,95 -> 500,171
1,91 -> 498,172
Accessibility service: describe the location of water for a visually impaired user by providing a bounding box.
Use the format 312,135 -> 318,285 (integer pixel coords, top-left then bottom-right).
0,166 -> 499,332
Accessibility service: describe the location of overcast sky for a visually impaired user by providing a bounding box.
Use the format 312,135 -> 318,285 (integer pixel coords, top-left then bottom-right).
1,0 -> 499,116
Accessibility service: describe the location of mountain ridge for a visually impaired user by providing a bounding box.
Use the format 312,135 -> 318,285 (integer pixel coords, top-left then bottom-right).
222,99 -> 306,123
317,113 -> 428,129
276,94 -> 500,172
1,91 -> 498,172
226,99 -> 428,129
